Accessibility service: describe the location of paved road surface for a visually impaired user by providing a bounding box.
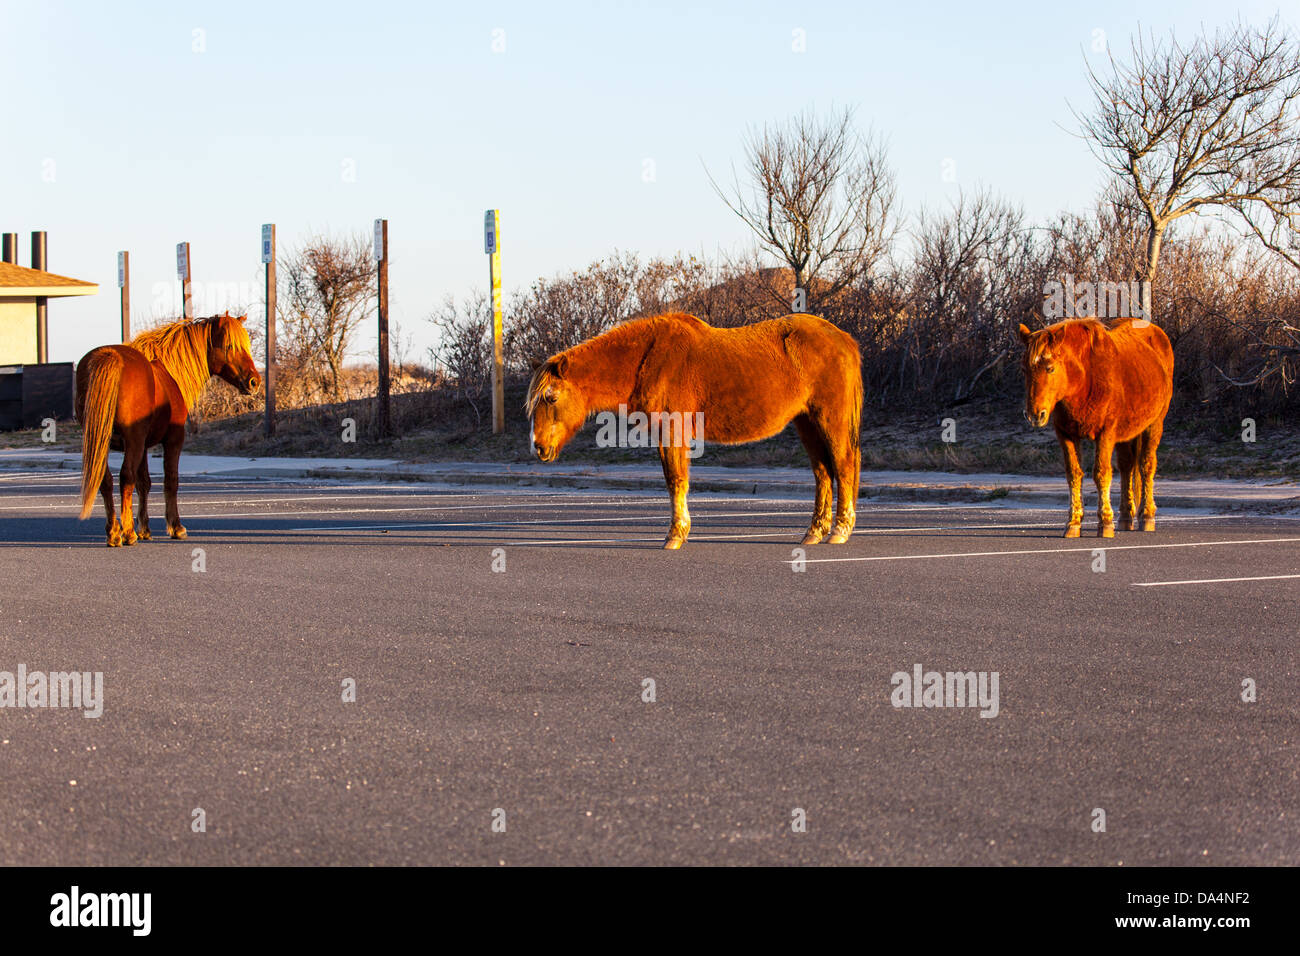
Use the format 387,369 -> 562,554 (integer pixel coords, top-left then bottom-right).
0,469 -> 1296,865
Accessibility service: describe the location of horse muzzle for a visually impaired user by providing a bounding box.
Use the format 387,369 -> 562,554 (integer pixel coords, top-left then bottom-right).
242,374 -> 260,395
1025,408 -> 1050,428
534,445 -> 558,463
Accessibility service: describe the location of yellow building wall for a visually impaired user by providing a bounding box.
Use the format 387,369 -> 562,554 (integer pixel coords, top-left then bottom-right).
0,299 -> 38,365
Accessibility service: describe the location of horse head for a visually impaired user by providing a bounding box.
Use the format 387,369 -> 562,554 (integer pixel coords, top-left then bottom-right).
1018,323 -> 1072,428
526,354 -> 586,462
208,312 -> 261,395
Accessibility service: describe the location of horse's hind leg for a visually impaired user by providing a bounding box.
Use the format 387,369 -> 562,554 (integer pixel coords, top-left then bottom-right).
117,434 -> 143,546
816,411 -> 859,545
794,414 -> 833,545
1117,440 -> 1138,532
136,453 -> 153,541
657,443 -> 691,550
99,465 -> 122,547
163,426 -> 187,539
1138,421 -> 1163,532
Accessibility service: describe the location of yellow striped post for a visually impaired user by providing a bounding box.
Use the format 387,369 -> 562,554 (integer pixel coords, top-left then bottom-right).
485,208 -> 504,434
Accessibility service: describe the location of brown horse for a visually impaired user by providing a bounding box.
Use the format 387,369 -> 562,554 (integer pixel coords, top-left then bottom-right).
527,312 -> 863,549
76,312 -> 260,546
1018,318 -> 1174,538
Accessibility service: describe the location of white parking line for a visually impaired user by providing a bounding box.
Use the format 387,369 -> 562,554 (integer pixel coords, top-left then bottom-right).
790,537 -> 1300,565
1132,573 -> 1300,587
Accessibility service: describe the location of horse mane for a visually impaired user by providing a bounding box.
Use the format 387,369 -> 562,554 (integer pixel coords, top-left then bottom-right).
525,313 -> 707,417
130,316 -> 216,409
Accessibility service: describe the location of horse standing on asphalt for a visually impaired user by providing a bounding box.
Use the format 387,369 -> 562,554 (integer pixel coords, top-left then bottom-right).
527,311 -> 863,549
76,312 -> 260,546
1018,318 -> 1174,538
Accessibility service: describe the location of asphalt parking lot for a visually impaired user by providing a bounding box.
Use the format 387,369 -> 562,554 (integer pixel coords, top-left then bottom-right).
0,469 -> 1296,865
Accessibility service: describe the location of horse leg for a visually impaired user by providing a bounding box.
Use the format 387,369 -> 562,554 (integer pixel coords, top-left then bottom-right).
163,425 -> 187,539
1117,440 -> 1138,532
819,412 -> 859,545
657,443 -> 691,550
1139,421 -> 1163,532
136,452 -> 153,541
117,434 -> 143,546
99,464 -> 122,547
1093,433 -> 1117,538
1057,434 -> 1084,537
794,414 -> 833,545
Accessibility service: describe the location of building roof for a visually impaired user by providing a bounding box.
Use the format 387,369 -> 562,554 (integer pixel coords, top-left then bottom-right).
0,261 -> 98,297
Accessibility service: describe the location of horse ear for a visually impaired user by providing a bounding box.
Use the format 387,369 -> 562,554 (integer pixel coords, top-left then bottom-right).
1017,323 -> 1032,345
237,313 -> 248,324
529,357 -> 544,373
553,355 -> 569,378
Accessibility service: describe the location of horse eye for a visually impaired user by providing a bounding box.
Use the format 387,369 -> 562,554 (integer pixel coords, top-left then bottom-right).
543,389 -> 557,404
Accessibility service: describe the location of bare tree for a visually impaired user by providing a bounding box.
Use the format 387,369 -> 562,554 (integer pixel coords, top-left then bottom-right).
281,234 -> 376,401
709,107 -> 897,313
1078,18 -> 1300,317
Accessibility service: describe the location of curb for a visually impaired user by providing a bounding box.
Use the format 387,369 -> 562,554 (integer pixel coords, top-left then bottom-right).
3,455 -> 1297,512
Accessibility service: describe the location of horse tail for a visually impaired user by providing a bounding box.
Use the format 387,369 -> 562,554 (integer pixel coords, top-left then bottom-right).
79,350 -> 123,519
845,334 -> 863,455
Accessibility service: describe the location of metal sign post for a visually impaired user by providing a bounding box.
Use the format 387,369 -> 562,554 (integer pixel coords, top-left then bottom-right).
262,224 -> 276,436
176,242 -> 193,320
485,209 -> 503,435
118,251 -> 130,342
374,218 -> 391,437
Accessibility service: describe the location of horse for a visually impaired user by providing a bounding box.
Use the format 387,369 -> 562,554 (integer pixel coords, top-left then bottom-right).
75,312 -> 260,546
1017,317 -> 1174,538
527,311 -> 863,549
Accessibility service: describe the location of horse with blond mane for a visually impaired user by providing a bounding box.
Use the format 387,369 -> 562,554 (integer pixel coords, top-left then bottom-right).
527,311 -> 863,549
75,312 -> 260,546
1018,317 -> 1173,538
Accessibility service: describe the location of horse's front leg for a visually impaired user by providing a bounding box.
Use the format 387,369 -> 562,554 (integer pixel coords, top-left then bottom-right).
657,443 -> 691,550
1057,432 -> 1084,538
163,425 -> 187,540
1093,431 -> 1117,538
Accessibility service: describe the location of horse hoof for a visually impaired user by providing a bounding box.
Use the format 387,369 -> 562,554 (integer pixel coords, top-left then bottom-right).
1063,524 -> 1081,538
1098,523 -> 1115,538
662,537 -> 685,551
169,526 -> 187,540
801,531 -> 826,546
1141,519 -> 1156,532
138,528 -> 152,541
122,532 -> 137,546
1120,517 -> 1136,532
827,531 -> 850,545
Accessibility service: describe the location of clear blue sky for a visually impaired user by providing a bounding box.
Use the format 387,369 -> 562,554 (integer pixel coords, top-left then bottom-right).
1,0 -> 1290,365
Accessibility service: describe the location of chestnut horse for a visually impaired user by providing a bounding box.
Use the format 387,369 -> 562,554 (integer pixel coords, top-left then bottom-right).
527,312 -> 863,549
1018,318 -> 1173,538
76,312 -> 260,546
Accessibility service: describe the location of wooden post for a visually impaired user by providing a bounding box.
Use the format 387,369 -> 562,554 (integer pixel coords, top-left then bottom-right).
31,232 -> 47,363
374,218 -> 391,436
118,251 -> 130,342
176,241 -> 193,320
0,234 -> 17,264
485,209 -> 504,434
262,224 -> 276,436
